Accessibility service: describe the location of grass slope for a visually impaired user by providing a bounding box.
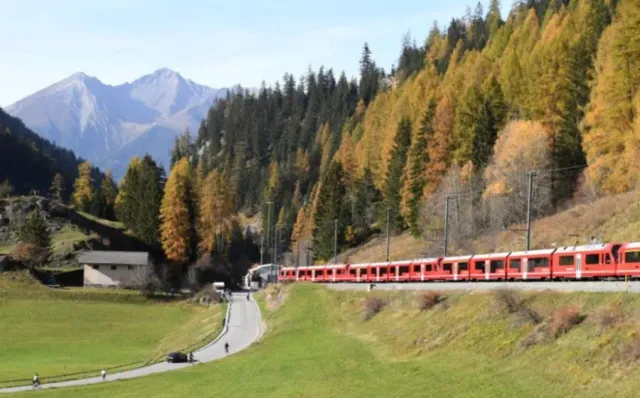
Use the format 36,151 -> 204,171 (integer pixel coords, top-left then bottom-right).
14,284 -> 640,397
341,191 -> 640,263
0,279 -> 224,384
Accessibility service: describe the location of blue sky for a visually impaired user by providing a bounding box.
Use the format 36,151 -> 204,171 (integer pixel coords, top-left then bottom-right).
0,0 -> 511,106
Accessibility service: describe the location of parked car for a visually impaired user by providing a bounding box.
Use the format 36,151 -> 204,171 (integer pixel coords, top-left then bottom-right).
167,352 -> 188,363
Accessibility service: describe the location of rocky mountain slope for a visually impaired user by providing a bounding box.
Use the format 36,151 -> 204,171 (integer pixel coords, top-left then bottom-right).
6,69 -> 234,179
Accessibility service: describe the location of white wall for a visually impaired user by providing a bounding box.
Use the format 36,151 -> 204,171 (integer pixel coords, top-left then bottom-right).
83,264 -> 139,287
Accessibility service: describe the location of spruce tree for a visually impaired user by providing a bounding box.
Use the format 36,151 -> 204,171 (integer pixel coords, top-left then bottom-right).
384,117 -> 412,232
405,100 -> 436,236
312,162 -> 346,261
18,210 -> 52,267
49,173 -> 64,203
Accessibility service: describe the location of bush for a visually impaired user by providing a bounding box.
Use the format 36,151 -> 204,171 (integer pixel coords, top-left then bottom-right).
520,322 -> 550,348
594,301 -> 625,333
416,291 -> 443,311
362,296 -> 386,321
616,333 -> 640,364
549,307 -> 584,338
492,288 -> 522,315
513,306 -> 542,326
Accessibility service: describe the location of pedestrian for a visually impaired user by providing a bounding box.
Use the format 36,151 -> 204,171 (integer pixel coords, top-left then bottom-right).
101,369 -> 106,381
189,352 -> 194,363
32,373 -> 39,389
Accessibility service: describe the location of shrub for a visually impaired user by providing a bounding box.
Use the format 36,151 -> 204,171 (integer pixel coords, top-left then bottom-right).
520,322 -> 550,348
513,306 -> 542,326
616,333 -> 640,364
594,301 -> 625,333
492,288 -> 522,315
416,291 -> 443,311
362,296 -> 386,321
549,307 -> 583,338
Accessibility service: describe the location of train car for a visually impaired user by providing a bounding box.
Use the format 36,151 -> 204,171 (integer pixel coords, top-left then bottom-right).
324,264 -> 350,282
552,244 -> 620,279
389,260 -> 414,282
367,262 -> 391,282
279,267 -> 296,282
296,266 -> 311,282
348,263 -> 370,282
414,257 -> 442,281
617,242 -> 640,277
506,249 -> 554,280
440,255 -> 473,281
469,252 -> 509,281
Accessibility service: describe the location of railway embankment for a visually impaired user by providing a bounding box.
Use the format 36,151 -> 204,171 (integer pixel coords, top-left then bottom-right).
327,285 -> 640,396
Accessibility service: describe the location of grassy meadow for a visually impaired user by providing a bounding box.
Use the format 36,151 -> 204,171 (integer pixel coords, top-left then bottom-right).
0,274 -> 224,385
10,283 -> 640,397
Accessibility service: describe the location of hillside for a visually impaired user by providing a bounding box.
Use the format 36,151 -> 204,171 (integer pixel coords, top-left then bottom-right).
0,196 -> 163,266
0,108 -> 103,200
20,284 -> 640,397
339,190 -> 640,263
6,69 -> 235,179
185,0 -> 640,266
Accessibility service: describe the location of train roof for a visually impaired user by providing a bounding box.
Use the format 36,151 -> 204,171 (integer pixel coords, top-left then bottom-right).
553,244 -> 612,253
472,252 -> 510,259
509,248 -> 556,256
622,242 -> 640,249
442,255 -> 473,262
410,257 -> 440,263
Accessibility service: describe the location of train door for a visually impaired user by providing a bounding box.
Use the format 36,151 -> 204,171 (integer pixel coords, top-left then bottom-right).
522,258 -> 528,280
576,253 -> 582,279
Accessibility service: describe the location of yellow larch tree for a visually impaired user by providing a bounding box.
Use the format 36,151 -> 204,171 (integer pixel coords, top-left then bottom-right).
72,161 -> 94,212
160,158 -> 194,264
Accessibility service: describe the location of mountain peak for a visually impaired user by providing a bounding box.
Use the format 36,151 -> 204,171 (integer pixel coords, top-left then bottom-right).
66,72 -> 96,82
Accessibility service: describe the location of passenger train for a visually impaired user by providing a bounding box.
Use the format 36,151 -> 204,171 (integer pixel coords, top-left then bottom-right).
278,242 -> 640,283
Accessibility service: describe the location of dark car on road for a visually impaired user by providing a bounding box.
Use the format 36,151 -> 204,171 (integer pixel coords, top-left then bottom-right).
167,352 -> 188,363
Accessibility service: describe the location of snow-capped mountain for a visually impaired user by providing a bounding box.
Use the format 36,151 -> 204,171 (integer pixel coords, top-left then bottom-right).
6,68 -> 233,179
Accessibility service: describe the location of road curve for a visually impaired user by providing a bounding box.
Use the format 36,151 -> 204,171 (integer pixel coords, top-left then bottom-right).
327,280 -> 640,293
0,292 -> 263,394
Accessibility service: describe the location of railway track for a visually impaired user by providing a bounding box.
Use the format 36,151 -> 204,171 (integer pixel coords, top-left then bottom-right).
325,280 -> 640,293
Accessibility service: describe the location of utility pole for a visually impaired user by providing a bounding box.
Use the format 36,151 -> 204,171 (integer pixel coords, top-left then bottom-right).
333,219 -> 338,264
260,234 -> 264,265
386,207 -> 391,262
444,195 -> 451,257
266,201 -> 272,264
526,171 -> 536,251
273,227 -> 278,283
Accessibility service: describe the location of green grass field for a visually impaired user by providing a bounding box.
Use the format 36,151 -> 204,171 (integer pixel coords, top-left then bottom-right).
10,284 -> 640,397
0,280 -> 224,385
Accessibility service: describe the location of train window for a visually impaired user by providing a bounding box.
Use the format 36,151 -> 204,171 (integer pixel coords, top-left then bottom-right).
413,265 -> 421,273
390,267 -> 398,275
490,260 -> 504,272
586,254 -> 600,265
443,263 -> 452,273
379,267 -> 387,276
529,257 -> 549,268
559,255 -> 574,266
315,272 -> 322,278
605,254 -> 612,264
510,259 -> 521,271
425,264 -> 433,272
350,269 -> 357,276
475,262 -> 485,272
458,262 -> 468,271
400,266 -> 410,274
625,251 -> 640,263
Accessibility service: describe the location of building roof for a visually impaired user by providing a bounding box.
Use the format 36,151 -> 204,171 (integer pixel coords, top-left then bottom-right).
78,251 -> 149,266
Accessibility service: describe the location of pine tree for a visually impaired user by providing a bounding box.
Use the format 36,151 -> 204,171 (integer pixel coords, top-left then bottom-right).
403,100 -> 436,236
115,157 -> 142,229
100,169 -> 117,220
160,158 -> 195,265
351,168 -> 379,237
312,162 -> 346,261
17,210 -> 52,267
49,173 -> 64,203
0,179 -> 14,199
424,95 -> 455,196
72,161 -> 94,212
198,170 -> 235,255
135,155 -> 165,244
383,117 -> 412,232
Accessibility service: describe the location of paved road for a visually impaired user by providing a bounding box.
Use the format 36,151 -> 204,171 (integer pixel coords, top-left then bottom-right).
0,292 -> 263,394
327,281 -> 640,293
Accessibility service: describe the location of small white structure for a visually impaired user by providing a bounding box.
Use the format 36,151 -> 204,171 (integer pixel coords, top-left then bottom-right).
213,281 -> 225,294
80,251 -> 150,288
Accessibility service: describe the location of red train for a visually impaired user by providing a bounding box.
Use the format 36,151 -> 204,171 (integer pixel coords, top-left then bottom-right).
279,242 -> 640,283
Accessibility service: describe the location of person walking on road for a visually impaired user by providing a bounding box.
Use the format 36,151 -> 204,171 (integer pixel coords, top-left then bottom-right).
32,374 -> 39,389
224,342 -> 229,354
189,352 -> 194,363
101,369 -> 106,381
